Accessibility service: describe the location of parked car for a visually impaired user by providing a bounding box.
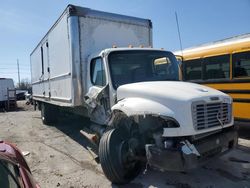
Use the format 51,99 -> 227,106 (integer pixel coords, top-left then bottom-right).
0,140 -> 40,188
16,90 -> 28,100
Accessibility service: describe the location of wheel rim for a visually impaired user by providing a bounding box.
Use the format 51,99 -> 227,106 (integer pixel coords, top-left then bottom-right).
119,140 -> 138,170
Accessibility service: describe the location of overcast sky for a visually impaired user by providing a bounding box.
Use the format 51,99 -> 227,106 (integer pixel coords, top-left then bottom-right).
0,0 -> 250,84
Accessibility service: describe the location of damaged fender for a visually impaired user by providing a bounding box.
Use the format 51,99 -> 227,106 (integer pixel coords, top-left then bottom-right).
112,97 -> 175,117
85,85 -> 111,124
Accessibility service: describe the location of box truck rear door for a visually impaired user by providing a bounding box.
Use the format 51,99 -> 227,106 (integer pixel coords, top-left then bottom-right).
41,41 -> 51,99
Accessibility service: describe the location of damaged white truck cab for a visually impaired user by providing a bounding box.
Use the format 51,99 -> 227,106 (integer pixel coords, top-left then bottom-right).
87,48 -> 237,180
31,5 -> 237,184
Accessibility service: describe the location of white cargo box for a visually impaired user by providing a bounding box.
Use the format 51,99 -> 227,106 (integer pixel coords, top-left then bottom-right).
0,78 -> 15,102
31,5 -> 152,107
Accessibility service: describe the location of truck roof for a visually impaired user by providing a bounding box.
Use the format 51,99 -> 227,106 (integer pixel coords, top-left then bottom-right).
90,47 -> 171,58
69,5 -> 152,27
104,47 -> 169,53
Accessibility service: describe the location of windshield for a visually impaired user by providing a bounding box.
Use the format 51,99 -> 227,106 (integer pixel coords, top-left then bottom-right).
108,50 -> 179,89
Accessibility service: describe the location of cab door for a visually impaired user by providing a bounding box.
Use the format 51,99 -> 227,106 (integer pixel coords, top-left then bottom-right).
84,57 -> 111,124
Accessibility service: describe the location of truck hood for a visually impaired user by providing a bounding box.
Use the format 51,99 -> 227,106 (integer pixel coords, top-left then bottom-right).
115,81 -> 233,137
117,81 -> 229,103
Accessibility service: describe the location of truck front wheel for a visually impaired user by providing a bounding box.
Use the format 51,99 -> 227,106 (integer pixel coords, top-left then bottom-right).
41,103 -> 58,125
99,128 -> 142,184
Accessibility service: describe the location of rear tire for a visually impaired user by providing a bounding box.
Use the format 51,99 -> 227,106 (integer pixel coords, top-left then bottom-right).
99,128 -> 142,184
41,103 -> 59,125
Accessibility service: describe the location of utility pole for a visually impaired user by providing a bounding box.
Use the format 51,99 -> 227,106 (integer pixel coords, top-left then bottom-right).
175,12 -> 183,56
17,59 -> 20,88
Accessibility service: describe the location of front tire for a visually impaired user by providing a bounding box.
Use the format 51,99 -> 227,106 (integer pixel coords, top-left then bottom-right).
99,128 -> 142,184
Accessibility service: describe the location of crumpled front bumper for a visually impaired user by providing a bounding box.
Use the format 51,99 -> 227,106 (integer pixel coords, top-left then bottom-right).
145,127 -> 238,171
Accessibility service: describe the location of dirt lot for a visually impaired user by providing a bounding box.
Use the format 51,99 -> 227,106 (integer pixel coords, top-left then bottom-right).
1,101 -> 250,188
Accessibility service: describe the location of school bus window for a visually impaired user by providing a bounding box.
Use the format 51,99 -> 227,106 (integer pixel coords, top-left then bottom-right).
183,59 -> 202,80
233,51 -> 250,78
204,55 -> 230,80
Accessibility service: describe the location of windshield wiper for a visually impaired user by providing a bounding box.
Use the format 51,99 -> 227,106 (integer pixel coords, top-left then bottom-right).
0,160 -> 21,188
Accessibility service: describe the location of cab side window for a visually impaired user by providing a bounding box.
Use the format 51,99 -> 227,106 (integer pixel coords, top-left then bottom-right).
90,58 -> 106,87
233,51 -> 250,78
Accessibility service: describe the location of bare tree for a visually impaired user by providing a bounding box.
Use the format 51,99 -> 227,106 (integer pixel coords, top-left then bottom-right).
16,78 -> 32,92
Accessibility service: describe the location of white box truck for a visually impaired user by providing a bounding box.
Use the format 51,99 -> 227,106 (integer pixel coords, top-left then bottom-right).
0,78 -> 15,108
31,5 -> 237,184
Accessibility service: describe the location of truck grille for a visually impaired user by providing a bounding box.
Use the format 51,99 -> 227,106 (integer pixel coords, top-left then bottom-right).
192,102 -> 232,130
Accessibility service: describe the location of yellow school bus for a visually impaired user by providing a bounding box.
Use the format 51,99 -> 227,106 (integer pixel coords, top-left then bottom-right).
175,33 -> 250,123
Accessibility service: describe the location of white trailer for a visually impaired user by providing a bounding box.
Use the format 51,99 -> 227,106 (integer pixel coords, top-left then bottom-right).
0,78 -> 15,108
31,5 -> 237,184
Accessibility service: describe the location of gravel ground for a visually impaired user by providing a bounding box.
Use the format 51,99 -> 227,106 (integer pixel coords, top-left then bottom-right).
0,101 -> 250,188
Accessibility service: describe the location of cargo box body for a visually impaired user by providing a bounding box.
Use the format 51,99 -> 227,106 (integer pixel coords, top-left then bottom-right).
31,5 -> 152,107
0,78 -> 15,102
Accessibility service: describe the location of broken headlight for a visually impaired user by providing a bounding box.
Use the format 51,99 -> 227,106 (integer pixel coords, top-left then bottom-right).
160,116 -> 180,128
